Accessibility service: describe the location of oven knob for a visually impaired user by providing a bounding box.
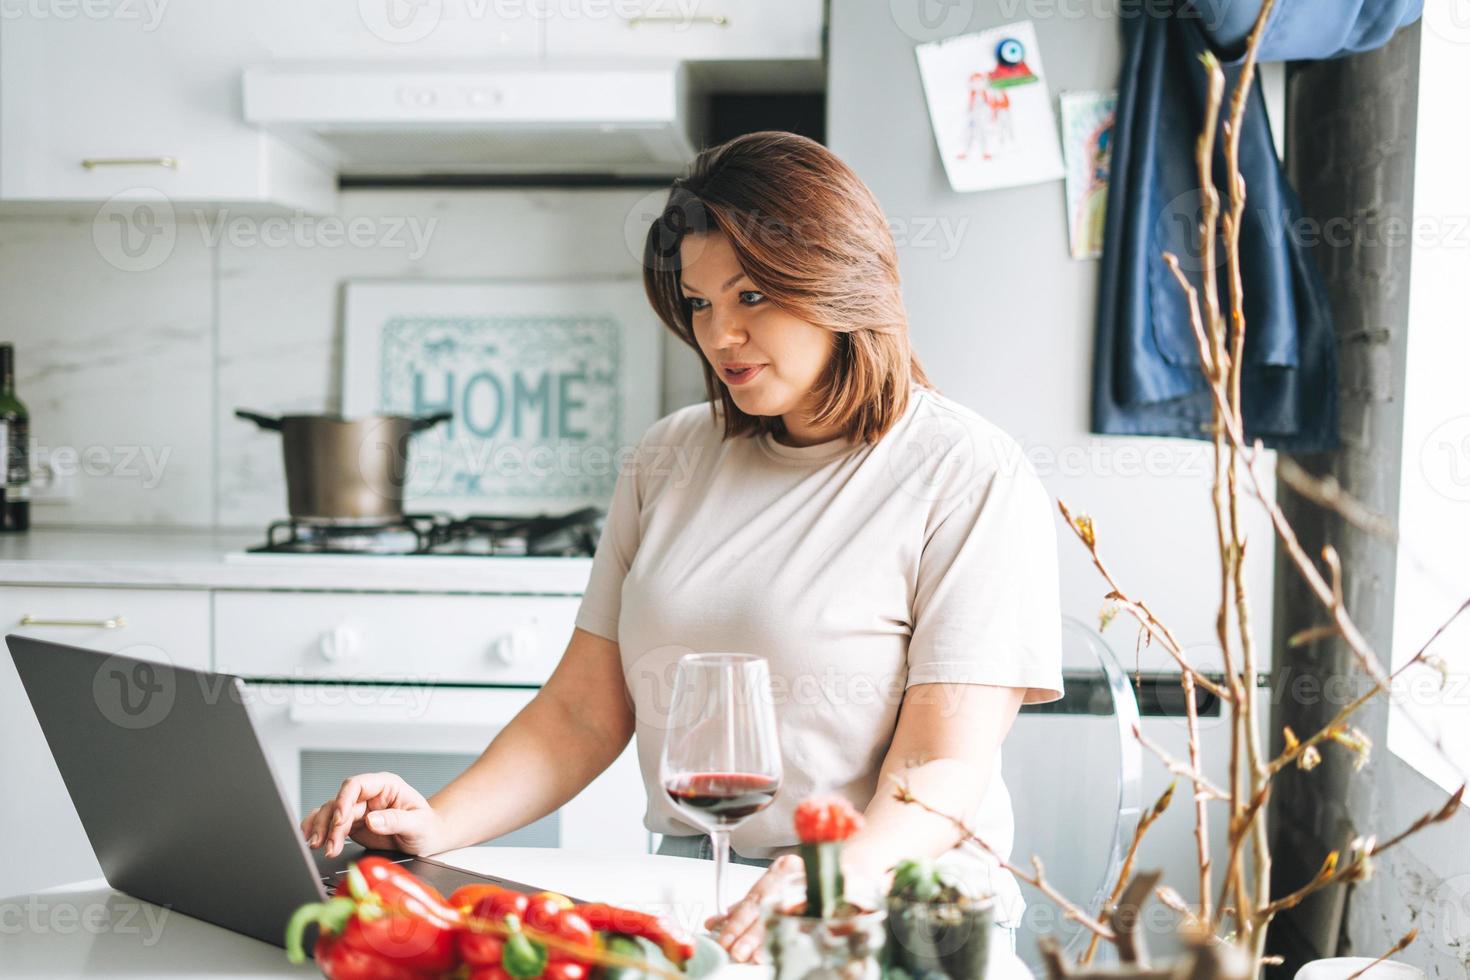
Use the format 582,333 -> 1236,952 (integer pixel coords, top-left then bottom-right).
319,625 -> 361,663
492,627 -> 537,665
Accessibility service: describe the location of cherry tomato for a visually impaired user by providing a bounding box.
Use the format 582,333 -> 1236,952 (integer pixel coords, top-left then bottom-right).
544,961 -> 588,980
459,931 -> 505,968
522,895 -> 568,933
545,910 -> 595,954
467,889 -> 531,925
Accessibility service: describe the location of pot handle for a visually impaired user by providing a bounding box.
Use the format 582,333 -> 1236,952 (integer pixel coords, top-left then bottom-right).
410,411 -> 453,433
235,409 -> 284,431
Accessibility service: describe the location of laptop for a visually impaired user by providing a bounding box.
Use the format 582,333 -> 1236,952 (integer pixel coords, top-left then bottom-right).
7,634 -> 548,948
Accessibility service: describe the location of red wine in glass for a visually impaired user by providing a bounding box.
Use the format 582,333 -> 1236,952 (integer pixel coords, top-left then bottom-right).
660,653 -> 783,916
664,771 -> 781,827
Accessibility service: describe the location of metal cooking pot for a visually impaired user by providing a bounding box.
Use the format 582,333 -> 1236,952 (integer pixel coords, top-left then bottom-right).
235,409 -> 451,523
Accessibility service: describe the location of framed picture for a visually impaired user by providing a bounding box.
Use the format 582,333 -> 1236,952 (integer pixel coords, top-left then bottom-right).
343,279 -> 662,515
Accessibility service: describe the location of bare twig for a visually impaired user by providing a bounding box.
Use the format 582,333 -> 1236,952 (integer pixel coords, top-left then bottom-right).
1057,500 -> 1230,702
1277,457 -> 1397,541
1344,928 -> 1417,980
890,779 -> 1117,942
1081,783 -> 1177,965
1134,725 -> 1229,801
1261,787 -> 1464,919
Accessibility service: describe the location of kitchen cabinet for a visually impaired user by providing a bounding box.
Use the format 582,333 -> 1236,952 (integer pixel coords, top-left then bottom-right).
213,591 -> 580,683
0,587 -> 211,898
543,0 -> 825,61
0,7 -> 332,210
0,560 -> 651,898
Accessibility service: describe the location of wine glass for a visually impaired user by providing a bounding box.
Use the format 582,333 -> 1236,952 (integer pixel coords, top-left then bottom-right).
660,653 -> 783,918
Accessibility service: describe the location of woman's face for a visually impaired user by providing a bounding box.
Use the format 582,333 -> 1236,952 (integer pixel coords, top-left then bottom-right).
679,230 -> 834,424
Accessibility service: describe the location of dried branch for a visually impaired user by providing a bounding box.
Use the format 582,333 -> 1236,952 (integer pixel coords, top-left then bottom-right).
890,779 -> 1116,942
1344,928 -> 1417,980
1134,725 -> 1229,801
1260,786 -> 1464,919
1057,500 -> 1230,702
1277,457 -> 1397,541
1081,783 -> 1177,965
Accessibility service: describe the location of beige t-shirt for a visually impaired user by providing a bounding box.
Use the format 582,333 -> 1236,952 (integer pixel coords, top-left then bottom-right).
574,385 -> 1063,924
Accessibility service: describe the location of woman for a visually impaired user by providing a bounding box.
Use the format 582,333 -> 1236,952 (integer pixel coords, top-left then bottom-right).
302,131 -> 1063,960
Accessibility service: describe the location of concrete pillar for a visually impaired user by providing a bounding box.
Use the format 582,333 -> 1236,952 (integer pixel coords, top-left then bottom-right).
1267,22 -> 1421,975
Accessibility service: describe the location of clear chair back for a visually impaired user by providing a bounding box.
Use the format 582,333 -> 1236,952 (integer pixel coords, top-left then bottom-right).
999,615 -> 1143,968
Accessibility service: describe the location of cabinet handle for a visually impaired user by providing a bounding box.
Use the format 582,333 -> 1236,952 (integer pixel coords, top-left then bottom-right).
20,615 -> 127,629
625,13 -> 728,27
80,157 -> 179,170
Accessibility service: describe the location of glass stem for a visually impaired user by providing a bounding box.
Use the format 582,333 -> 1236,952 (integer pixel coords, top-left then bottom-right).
712,829 -> 731,917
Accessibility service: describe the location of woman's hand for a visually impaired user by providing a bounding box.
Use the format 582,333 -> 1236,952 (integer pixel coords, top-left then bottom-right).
300,771 -> 445,857
704,853 -> 803,963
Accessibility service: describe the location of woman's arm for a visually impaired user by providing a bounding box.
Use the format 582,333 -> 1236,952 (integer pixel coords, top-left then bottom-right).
711,682 -> 1024,962
841,682 -> 1024,882
306,627 -> 633,857
429,627 -> 634,851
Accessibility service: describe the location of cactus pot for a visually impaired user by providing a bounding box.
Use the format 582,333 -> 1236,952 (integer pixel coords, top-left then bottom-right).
882,895 -> 995,980
765,899 -> 888,980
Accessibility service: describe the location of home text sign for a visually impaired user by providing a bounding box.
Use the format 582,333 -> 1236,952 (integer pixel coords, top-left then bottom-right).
344,280 -> 662,513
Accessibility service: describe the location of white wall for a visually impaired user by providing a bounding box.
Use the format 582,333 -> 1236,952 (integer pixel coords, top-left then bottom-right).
0,189 -> 704,529
826,2 -> 1280,952
826,4 -> 1277,673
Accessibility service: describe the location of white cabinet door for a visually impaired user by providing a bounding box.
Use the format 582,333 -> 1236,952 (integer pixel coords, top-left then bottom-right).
213,591 -> 579,684
247,0 -> 542,59
544,0 -> 824,61
0,587 -> 211,898
0,7 -> 331,208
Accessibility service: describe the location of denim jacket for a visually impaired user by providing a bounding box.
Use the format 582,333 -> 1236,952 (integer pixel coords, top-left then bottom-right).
1091,0 -> 1421,451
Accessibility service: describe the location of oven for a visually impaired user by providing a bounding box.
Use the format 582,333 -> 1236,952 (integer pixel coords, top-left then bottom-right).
215,505 -> 650,855
246,680 -> 648,852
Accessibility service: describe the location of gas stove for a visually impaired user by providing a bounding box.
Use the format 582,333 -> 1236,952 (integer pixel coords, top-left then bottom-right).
246,507 -> 604,558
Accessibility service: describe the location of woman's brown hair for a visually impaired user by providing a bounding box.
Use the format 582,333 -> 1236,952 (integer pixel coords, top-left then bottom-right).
643,131 -> 930,445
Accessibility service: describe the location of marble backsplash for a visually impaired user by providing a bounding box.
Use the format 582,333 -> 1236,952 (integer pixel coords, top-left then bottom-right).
0,189 -> 704,528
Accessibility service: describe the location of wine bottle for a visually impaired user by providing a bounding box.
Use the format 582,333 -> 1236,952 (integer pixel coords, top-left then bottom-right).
0,343 -> 30,532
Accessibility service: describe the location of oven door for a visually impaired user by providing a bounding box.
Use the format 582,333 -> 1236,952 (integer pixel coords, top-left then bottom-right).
245,682 -> 650,853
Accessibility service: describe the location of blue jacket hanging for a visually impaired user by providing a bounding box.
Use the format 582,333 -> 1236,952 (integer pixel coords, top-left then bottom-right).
1090,0 -> 1421,451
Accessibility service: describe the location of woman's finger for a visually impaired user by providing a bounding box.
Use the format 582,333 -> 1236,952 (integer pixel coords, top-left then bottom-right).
714,858 -> 805,957
327,799 -> 368,856
305,804 -> 333,849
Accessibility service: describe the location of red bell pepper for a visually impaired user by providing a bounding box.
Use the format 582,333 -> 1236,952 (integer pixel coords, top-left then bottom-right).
286,858 -> 464,977
573,904 -> 694,965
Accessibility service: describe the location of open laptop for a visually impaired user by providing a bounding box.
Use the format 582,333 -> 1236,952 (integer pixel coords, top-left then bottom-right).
7,634 -> 549,948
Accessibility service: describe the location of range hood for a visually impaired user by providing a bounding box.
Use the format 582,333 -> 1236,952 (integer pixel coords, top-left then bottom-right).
242,62 -> 703,179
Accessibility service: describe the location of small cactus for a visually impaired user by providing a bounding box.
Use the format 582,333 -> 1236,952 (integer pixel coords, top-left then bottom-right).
793,796 -> 865,919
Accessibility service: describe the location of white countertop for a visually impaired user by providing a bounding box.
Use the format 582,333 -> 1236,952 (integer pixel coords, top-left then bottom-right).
0,848 -> 1033,979
0,527 -> 594,594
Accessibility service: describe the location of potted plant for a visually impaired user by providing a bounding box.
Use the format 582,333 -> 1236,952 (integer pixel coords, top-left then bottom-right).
765,796 -> 887,980
883,858 -> 995,980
